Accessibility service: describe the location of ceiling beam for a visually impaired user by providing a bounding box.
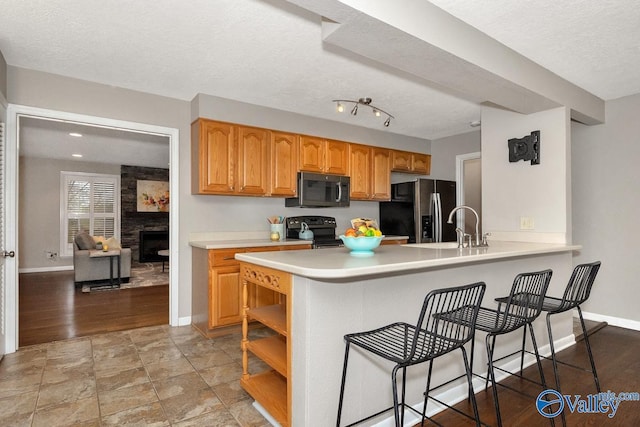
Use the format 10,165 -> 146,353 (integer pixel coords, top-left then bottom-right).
288,0 -> 604,125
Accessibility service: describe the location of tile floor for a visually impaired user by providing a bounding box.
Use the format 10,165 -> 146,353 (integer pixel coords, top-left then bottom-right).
0,325 -> 273,426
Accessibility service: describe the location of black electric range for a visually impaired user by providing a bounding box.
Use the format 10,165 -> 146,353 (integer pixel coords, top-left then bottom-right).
285,216 -> 343,249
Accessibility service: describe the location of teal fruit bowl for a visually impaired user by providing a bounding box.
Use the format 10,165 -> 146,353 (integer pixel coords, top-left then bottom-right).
339,235 -> 384,256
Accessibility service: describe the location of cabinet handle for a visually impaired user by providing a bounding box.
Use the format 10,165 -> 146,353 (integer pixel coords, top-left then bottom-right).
223,257 -> 235,261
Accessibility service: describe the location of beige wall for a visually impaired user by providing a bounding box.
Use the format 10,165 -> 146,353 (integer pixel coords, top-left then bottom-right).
430,130 -> 480,180
481,106 -> 571,243
0,49 -> 6,104
572,93 -> 640,323
19,156 -> 121,270
8,66 -> 193,319
8,66 -> 432,323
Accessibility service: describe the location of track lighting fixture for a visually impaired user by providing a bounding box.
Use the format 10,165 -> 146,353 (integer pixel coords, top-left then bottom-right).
332,97 -> 394,127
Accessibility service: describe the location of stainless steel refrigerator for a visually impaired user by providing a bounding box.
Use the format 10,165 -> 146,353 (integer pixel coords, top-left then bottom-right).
379,179 -> 457,243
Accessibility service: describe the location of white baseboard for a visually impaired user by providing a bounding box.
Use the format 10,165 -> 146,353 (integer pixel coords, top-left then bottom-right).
177,316 -> 192,327
580,311 -> 640,331
253,401 -> 281,427
19,265 -> 74,273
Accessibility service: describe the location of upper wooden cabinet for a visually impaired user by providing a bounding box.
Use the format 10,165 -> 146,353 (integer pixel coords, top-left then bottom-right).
237,125 -> 269,195
299,136 -> 349,175
270,131 -> 299,196
192,119 -> 235,194
192,118 -> 430,198
350,145 -> 391,201
370,147 -> 392,200
391,150 -> 431,175
192,119 -> 270,196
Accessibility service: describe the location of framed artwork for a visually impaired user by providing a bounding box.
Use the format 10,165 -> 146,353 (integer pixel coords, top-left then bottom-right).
137,180 -> 170,212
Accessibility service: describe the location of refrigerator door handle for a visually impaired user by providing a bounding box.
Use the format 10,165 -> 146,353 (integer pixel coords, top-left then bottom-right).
434,193 -> 442,242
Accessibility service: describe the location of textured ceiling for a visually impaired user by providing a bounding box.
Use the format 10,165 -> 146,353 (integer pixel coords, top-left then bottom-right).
429,0 -> 640,100
2,0 -> 639,163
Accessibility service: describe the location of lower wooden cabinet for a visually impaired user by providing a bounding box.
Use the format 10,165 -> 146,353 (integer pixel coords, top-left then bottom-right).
192,244 -> 310,336
380,238 -> 408,245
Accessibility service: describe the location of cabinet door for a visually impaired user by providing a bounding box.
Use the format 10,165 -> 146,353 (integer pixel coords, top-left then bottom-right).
210,264 -> 242,328
391,150 -> 411,172
371,147 -> 391,200
325,140 -> 349,175
193,119 -> 235,193
271,131 -> 298,196
412,153 -> 431,175
349,144 -> 371,200
299,135 -> 325,172
237,125 -> 269,195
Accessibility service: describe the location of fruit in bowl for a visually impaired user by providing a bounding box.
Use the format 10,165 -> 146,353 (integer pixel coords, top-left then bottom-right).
344,225 -> 382,238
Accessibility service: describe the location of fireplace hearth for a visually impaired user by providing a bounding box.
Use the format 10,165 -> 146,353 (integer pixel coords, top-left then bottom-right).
139,230 -> 169,262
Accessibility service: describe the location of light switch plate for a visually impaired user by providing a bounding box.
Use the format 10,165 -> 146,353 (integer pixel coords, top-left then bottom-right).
520,216 -> 535,230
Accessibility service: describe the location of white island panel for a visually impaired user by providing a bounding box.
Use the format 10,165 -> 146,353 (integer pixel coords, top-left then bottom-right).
290,252 -> 575,426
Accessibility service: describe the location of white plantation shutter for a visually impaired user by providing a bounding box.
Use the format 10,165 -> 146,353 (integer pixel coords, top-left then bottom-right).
61,172 -> 120,256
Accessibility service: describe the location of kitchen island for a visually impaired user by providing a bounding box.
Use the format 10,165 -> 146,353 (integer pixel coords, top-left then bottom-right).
236,241 -> 580,426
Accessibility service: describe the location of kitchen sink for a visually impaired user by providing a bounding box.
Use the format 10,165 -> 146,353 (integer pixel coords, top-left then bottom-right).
402,242 -> 460,249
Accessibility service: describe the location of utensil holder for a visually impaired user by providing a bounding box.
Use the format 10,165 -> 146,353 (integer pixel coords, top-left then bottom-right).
270,224 -> 285,241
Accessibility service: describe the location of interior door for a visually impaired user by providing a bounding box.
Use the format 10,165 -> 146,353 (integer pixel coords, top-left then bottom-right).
0,104 -> 8,357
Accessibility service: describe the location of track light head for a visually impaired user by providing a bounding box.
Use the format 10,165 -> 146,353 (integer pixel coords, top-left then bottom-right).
351,104 -> 358,116
384,117 -> 391,127
337,102 -> 344,113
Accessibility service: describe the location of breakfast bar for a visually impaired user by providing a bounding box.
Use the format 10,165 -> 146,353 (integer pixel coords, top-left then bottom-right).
236,241 -> 580,426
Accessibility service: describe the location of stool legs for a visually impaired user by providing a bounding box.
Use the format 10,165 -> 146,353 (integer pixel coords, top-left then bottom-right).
485,325 -> 551,427
461,346 -> 482,427
546,313 -> 567,426
336,343 -> 350,427
576,306 -> 601,393
546,307 -> 601,427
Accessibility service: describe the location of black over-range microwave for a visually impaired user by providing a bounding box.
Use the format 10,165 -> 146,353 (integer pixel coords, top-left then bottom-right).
285,172 -> 350,208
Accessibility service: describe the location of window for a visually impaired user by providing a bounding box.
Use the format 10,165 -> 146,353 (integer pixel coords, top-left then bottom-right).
60,172 -> 121,256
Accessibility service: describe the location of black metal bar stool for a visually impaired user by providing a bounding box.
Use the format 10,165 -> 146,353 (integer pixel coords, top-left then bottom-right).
336,282 -> 486,427
495,261 -> 602,426
471,269 -> 554,427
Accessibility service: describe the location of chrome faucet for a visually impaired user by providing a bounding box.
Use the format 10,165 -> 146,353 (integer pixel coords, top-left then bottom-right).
447,205 -> 481,247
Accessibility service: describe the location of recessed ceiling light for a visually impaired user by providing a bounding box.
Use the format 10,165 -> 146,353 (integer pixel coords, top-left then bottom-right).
72,154 -> 83,158
69,132 -> 83,137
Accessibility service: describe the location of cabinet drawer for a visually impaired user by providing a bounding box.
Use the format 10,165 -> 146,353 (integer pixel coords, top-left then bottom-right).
210,249 -> 247,266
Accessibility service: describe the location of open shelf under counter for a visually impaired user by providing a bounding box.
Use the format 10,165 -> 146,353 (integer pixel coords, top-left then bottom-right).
247,303 -> 287,336
247,335 -> 287,377
241,370 -> 288,427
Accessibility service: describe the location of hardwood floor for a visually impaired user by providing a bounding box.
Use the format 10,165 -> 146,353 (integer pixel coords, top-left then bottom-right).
19,270 -> 169,347
420,325 -> 640,426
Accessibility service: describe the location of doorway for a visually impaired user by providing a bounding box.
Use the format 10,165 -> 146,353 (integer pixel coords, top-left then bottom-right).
455,152 -> 482,234
4,104 -> 180,353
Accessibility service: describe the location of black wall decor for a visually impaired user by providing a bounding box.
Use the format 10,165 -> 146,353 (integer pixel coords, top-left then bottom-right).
508,130 -> 540,165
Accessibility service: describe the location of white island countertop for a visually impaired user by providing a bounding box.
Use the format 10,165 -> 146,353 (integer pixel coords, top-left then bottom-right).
235,240 -> 581,280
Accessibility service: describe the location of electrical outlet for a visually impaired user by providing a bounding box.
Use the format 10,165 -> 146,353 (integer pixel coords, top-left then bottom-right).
45,251 -> 58,259
520,217 -> 535,230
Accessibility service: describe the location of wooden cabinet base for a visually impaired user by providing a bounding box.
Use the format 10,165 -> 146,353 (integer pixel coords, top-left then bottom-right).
241,371 -> 288,427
